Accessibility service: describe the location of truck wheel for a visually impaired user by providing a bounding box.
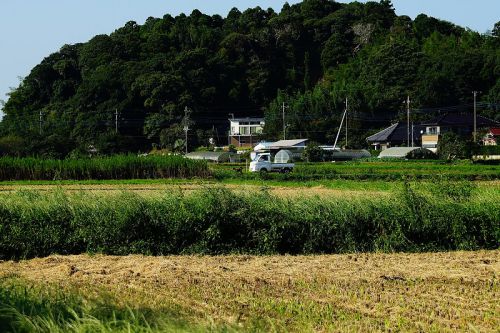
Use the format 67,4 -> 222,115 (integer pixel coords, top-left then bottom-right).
259,168 -> 268,175
282,168 -> 290,174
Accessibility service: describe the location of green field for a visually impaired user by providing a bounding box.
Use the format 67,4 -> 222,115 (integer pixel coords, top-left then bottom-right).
213,160 -> 500,180
0,155 -> 210,181
0,156 -> 499,181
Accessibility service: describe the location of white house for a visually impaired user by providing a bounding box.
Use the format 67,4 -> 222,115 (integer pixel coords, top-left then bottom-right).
228,117 -> 265,147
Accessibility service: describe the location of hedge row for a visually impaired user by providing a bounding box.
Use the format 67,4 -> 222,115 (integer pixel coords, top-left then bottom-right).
0,185 -> 498,259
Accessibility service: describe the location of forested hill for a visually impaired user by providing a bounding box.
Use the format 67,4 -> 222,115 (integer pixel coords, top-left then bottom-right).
0,0 -> 499,157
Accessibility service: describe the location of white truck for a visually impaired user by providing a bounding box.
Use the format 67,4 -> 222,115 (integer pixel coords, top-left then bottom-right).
249,153 -> 294,173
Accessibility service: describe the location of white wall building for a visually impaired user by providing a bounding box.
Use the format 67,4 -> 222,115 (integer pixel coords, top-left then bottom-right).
228,117 -> 265,147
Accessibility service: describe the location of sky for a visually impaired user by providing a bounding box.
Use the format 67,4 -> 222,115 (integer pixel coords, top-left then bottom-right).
1,0 -> 499,119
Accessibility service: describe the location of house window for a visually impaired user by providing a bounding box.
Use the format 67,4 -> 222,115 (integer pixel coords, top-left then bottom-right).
240,126 -> 249,135
427,127 -> 439,135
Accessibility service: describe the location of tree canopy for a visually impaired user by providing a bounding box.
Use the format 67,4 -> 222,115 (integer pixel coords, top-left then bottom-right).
1,0 -> 498,156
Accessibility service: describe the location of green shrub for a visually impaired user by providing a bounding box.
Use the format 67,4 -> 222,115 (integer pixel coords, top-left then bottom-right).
406,148 -> 437,160
437,132 -> 469,160
302,143 -> 323,162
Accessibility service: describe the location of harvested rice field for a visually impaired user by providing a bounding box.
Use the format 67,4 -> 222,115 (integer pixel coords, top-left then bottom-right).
0,182 -> 390,198
0,179 -> 497,198
1,251 -> 498,332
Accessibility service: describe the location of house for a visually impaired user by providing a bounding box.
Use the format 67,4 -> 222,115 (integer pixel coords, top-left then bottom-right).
228,117 -> 265,147
421,113 -> 499,152
366,122 -> 425,150
482,128 -> 500,146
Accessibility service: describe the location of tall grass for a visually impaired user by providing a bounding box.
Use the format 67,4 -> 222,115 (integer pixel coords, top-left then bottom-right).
0,278 -> 218,333
0,183 -> 498,260
0,155 -> 210,181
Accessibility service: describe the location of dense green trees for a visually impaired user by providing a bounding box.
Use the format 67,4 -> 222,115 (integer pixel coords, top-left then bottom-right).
0,1 -> 498,156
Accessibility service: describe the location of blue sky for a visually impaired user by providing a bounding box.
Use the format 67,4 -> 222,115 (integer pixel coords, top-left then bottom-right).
1,0 -> 499,118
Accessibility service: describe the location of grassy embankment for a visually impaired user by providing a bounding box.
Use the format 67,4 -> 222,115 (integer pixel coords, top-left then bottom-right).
0,181 -> 498,260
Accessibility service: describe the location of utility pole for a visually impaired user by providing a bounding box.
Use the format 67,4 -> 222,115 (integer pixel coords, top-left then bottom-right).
115,109 -> 119,134
39,110 -> 43,135
333,98 -> 348,150
473,91 -> 479,142
345,97 -> 348,148
282,102 -> 288,140
228,113 -> 234,145
406,95 -> 411,147
411,122 -> 414,147
183,106 -> 190,154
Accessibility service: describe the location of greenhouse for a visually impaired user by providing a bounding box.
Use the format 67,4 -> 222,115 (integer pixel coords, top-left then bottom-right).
185,151 -> 240,163
274,149 -> 294,163
378,147 -> 434,159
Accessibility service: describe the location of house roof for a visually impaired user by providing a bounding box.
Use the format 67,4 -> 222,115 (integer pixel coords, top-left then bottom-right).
366,123 -> 399,142
229,117 -> 264,122
269,139 -> 308,148
489,128 -> 500,136
421,113 -> 499,127
366,122 -> 425,143
253,141 -> 273,151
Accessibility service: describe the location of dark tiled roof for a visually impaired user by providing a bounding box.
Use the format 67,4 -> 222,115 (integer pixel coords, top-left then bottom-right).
366,123 -> 399,142
367,122 -> 425,143
421,113 -> 499,127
